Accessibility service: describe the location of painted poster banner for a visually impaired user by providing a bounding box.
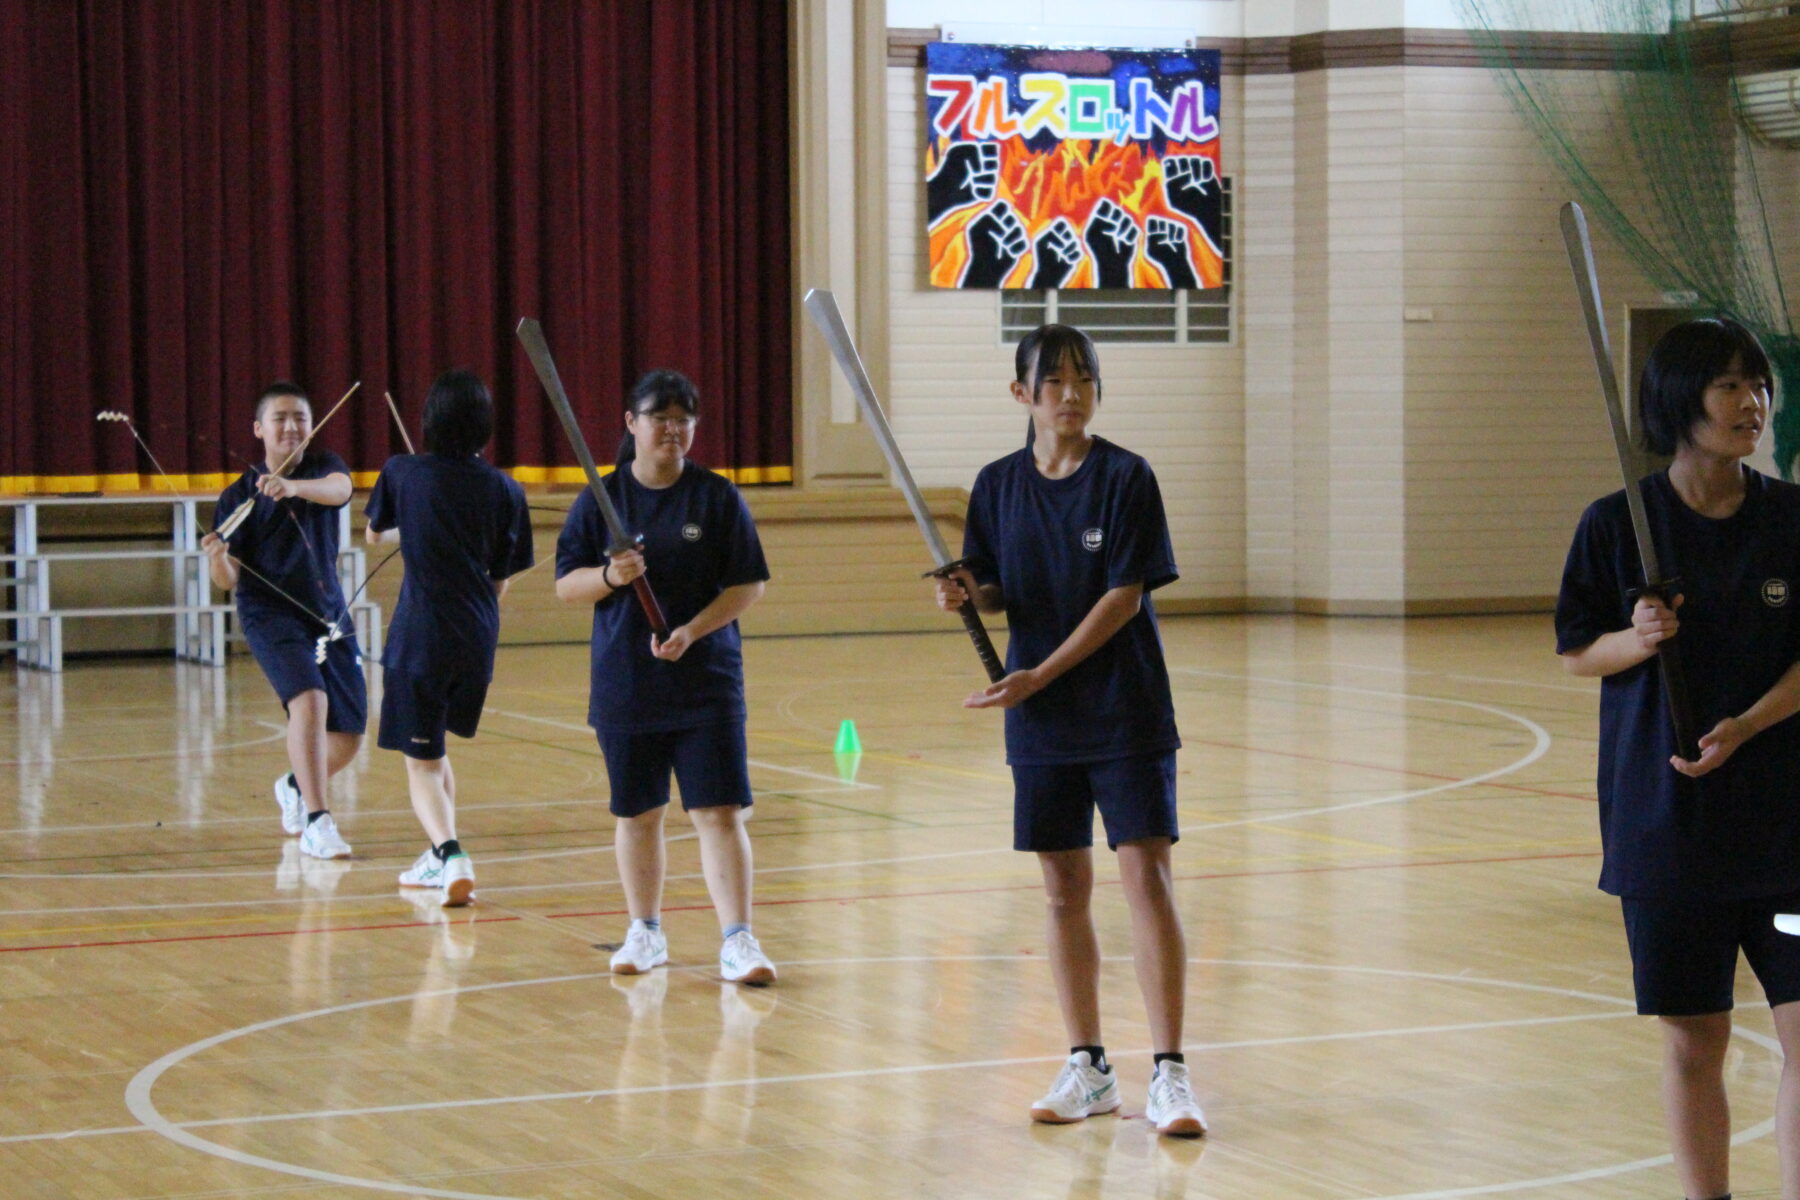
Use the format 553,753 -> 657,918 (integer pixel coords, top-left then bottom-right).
925,42 -> 1223,290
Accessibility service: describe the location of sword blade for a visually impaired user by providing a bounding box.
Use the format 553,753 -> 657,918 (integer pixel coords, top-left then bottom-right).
515,318 -> 632,552
1559,202 -> 1699,762
1559,203 -> 1662,584
515,317 -> 669,636
802,289 -> 955,568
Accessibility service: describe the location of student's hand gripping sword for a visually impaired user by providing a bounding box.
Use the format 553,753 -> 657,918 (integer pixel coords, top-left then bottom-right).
1560,202 -> 1701,762
515,317 -> 670,636
802,288 -> 1005,683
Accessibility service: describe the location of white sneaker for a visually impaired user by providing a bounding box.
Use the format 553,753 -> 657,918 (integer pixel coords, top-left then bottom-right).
397,847 -> 445,889
1145,1060 -> 1208,1137
719,929 -> 776,986
610,924 -> 669,975
298,812 -> 352,859
273,773 -> 304,836
1029,1051 -> 1120,1124
441,853 -> 475,908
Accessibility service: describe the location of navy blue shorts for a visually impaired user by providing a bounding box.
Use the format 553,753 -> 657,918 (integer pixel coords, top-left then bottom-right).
1012,752 -> 1180,852
245,621 -> 367,735
1621,889 -> 1800,1016
595,722 -> 753,818
377,668 -> 490,760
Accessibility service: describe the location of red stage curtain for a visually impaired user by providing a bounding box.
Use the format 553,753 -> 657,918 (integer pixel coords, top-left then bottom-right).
0,0 -> 791,490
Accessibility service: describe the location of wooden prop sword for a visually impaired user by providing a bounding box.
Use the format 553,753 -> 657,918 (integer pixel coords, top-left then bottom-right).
515,317 -> 669,636
802,288 -> 1005,683
1560,202 -> 1700,762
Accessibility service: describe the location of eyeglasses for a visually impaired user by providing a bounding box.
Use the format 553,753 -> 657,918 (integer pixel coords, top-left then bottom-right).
636,413 -> 696,431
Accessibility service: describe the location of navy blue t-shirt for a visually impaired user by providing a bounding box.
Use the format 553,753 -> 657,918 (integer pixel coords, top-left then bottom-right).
364,454 -> 534,681
555,461 -> 769,734
212,450 -> 351,635
1556,467 -> 1800,900
963,436 -> 1181,766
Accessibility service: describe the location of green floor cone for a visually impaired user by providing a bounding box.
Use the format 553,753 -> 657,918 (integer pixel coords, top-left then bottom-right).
834,718 -> 862,755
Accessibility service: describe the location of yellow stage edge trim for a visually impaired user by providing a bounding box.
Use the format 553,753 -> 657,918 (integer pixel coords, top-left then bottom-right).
0,464 -> 793,497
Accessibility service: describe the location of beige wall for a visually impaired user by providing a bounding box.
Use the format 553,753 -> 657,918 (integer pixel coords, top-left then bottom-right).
885,45 -> 1661,614
886,66 -> 1250,608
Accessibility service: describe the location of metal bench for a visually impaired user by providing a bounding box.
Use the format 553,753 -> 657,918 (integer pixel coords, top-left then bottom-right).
2,600 -> 383,673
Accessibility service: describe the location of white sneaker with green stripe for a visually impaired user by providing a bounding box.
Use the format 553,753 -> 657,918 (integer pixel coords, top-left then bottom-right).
1029,1051 -> 1119,1124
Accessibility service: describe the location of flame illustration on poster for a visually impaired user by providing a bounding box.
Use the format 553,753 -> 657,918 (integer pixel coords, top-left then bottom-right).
925,42 -> 1223,290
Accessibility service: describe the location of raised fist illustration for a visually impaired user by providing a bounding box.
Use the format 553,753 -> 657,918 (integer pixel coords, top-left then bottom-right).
962,201 -> 1029,288
1084,199 -> 1139,289
928,142 -> 1000,225
1145,216 -> 1200,288
1162,155 -> 1222,241
1029,218 -> 1082,290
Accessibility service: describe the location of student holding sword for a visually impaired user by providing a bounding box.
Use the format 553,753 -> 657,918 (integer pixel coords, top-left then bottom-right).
1557,315 -> 1800,1200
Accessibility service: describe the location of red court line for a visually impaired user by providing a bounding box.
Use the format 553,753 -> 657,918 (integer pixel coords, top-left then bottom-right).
0,915 -> 520,955
0,848 -> 1600,954
1185,736 -> 1598,803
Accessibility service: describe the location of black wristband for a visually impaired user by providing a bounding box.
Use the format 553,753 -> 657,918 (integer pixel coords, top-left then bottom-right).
602,562 -> 617,590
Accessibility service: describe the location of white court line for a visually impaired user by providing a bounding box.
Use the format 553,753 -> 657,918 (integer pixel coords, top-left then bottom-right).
115,956 -> 1779,1200
0,672 -> 1542,891
484,706 -> 880,791
0,720 -> 288,768
0,783 -> 854,840
750,673 -> 1552,878
1284,659 -> 1598,697
29,1010 -> 1627,1149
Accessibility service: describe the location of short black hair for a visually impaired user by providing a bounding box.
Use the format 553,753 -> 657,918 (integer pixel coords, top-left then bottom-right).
1639,317 -> 1772,457
422,369 -> 494,458
255,381 -> 309,422
627,369 -> 700,417
616,370 -> 699,464
1015,324 -> 1102,401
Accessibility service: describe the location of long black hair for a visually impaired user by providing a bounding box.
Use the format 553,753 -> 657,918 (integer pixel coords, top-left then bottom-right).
422,369 -> 494,458
616,369 -> 700,464
1638,317 -> 1772,457
1014,324 -> 1101,445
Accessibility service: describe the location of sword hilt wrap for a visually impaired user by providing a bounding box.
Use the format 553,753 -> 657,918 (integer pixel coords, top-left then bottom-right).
925,558 -> 1006,684
1625,577 -> 1701,763
605,534 -> 669,637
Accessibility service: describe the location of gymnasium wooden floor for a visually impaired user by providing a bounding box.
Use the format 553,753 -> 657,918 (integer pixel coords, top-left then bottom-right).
0,613 -> 1786,1199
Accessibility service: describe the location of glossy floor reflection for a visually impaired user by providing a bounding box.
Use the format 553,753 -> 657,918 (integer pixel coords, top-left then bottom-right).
0,615 -> 1780,1198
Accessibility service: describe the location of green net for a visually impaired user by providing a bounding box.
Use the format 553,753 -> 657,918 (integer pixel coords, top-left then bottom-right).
1457,0 -> 1800,475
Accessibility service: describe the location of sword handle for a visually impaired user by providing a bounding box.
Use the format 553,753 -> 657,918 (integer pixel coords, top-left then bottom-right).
927,558 -> 1006,683
631,576 -> 670,638
956,601 -> 1006,684
608,534 -> 670,638
1658,636 -> 1701,764
1629,578 -> 1701,762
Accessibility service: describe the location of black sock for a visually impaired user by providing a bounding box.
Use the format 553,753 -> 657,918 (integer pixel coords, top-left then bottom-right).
305,809 -> 328,826
1153,1051 -> 1185,1070
286,772 -> 298,791
434,839 -> 462,861
1071,1045 -> 1109,1072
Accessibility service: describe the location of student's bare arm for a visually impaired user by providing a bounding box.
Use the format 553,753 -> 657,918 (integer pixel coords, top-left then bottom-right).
1673,660 -> 1800,778
1560,595 -> 1679,678
260,472 -> 353,506
966,583 -> 1143,709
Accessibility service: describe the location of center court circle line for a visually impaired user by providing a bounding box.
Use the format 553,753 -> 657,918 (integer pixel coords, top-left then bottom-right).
4,674 -> 1546,887
122,956 -> 1765,1200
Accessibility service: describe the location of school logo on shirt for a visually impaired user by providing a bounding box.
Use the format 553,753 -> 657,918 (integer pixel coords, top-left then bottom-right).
1765,578 -> 1790,607
682,523 -> 702,542
1081,527 -> 1104,552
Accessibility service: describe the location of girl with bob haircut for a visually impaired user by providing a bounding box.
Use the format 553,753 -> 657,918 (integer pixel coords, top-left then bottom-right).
365,369 -> 535,906
555,369 -> 776,986
1557,316 -> 1800,1200
931,324 -> 1207,1137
